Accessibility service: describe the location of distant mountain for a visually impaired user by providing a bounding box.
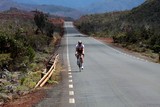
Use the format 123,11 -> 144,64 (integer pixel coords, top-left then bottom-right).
0,0 -> 146,19
0,0 -> 21,11
12,0 -> 99,9
0,0 -> 83,19
12,0 -> 145,14
83,0 -> 145,14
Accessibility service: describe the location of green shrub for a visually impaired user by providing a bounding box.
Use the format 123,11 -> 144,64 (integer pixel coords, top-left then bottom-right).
16,85 -> 29,92
152,45 -> 160,53
27,47 -> 35,62
22,77 -> 36,89
20,71 -> 41,89
0,54 -> 12,68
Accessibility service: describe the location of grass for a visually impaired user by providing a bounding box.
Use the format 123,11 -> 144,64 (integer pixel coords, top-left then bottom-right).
127,44 -> 159,62
49,61 -> 62,84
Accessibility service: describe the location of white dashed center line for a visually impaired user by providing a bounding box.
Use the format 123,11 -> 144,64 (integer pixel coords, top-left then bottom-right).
69,91 -> 74,95
69,75 -> 72,78
69,79 -> 73,83
69,98 -> 75,104
68,72 -> 72,75
66,22 -> 76,104
69,84 -> 73,88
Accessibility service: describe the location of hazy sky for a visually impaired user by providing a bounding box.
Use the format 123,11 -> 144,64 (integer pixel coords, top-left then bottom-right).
13,0 -> 101,8
13,0 -> 145,11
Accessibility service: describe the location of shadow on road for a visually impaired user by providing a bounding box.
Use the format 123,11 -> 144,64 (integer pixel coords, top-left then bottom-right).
66,34 -> 88,37
70,70 -> 81,73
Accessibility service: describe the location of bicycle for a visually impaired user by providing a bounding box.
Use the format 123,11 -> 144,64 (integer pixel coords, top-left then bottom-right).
77,54 -> 83,72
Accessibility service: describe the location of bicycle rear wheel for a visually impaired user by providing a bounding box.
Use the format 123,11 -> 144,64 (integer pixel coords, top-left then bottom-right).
78,61 -> 81,72
79,66 -> 82,72
77,55 -> 82,72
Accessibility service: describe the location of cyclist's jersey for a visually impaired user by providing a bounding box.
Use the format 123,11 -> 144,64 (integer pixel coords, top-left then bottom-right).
76,44 -> 84,54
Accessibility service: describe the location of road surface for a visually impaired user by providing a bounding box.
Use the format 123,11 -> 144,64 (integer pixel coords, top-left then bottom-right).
36,22 -> 160,107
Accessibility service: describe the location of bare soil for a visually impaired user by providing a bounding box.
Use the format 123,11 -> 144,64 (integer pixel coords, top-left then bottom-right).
3,88 -> 47,107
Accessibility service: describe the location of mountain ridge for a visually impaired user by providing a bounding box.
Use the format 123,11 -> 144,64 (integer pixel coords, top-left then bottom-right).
0,0 -> 82,19
10,0 -> 145,15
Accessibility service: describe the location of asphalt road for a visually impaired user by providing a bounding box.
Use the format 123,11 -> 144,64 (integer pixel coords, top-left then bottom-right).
36,22 -> 160,107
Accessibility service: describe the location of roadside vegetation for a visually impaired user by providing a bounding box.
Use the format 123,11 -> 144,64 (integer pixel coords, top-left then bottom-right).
0,8 -> 64,105
75,0 -> 160,62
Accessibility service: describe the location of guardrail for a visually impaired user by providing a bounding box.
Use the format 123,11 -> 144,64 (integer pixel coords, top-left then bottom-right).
35,54 -> 59,88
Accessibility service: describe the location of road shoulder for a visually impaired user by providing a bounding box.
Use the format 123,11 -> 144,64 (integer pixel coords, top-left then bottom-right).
94,37 -> 159,63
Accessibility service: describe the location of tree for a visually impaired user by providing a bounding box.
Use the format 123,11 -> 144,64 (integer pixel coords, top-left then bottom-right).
45,21 -> 55,38
34,11 -> 47,34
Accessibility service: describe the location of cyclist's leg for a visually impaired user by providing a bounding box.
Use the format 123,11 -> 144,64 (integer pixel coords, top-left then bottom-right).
81,54 -> 84,63
80,54 -> 84,69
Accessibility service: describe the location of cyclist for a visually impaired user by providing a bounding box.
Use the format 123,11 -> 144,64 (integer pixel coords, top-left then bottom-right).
75,40 -> 85,69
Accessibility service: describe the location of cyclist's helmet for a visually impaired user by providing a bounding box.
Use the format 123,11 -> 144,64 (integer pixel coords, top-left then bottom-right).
78,40 -> 82,45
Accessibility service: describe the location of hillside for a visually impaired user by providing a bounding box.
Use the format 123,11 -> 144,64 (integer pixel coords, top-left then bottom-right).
75,11 -> 129,36
126,0 -> 160,25
0,9 -> 64,105
76,0 -> 160,31
75,0 -> 160,60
